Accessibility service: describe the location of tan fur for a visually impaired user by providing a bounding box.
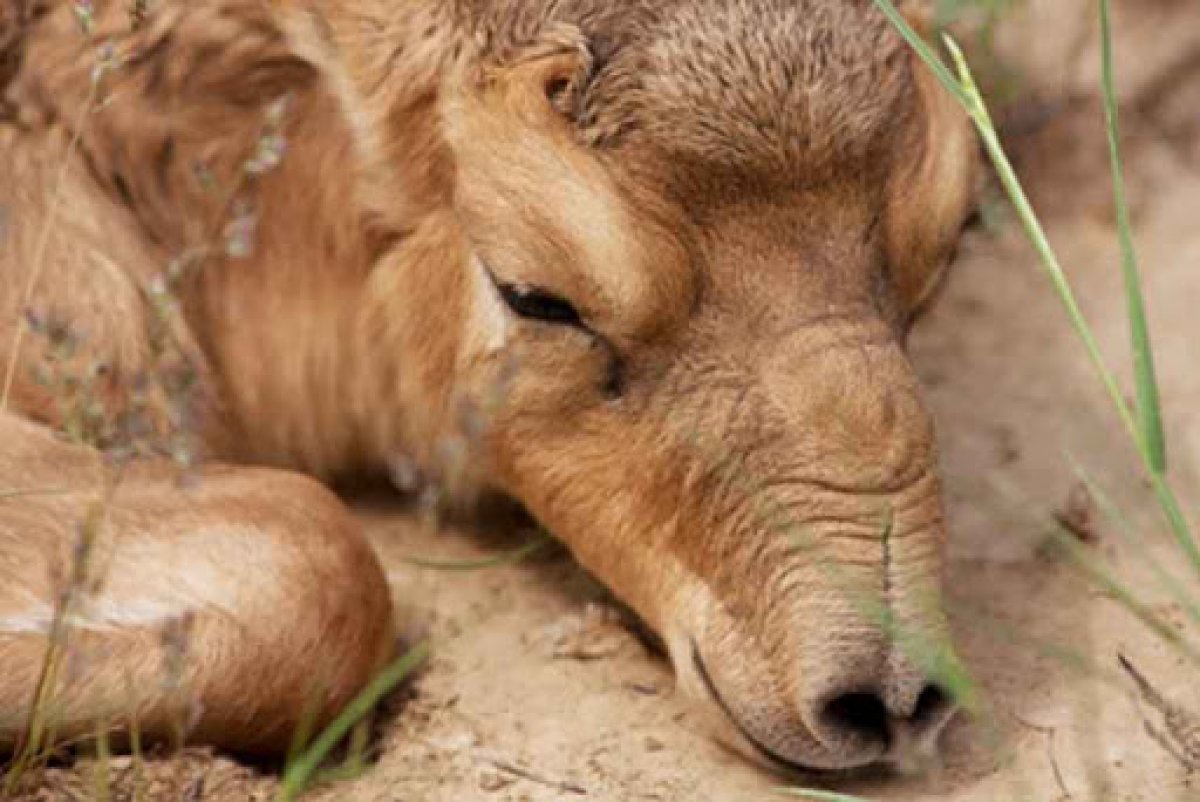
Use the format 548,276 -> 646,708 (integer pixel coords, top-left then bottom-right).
0,0 -> 975,769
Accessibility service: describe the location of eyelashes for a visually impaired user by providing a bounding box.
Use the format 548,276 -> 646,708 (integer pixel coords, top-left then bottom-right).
493,280 -> 585,329
482,265 -> 627,400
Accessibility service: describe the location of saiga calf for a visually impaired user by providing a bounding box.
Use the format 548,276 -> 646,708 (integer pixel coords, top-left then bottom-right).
0,0 -> 974,771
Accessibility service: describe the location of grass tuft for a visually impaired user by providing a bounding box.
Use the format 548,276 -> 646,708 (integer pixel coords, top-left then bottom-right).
276,642 -> 430,801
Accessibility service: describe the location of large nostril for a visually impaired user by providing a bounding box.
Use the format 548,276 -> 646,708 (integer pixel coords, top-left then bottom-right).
911,684 -> 951,726
820,692 -> 890,744
818,683 -> 952,750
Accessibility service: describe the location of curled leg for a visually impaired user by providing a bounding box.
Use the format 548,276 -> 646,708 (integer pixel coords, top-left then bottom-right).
0,413 -> 396,755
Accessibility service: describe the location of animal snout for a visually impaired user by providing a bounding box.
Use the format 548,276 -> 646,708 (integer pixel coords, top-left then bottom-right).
783,604 -> 957,768
682,556 -> 957,772
808,669 -> 954,763
687,629 -> 957,772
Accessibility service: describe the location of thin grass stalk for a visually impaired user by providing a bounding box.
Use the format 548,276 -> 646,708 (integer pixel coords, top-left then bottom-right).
942,36 -> 1200,579
0,61 -> 105,412
1046,525 -> 1200,665
341,720 -> 371,778
947,593 -> 1117,684
776,790 -> 876,802
947,41 -> 1142,455
1098,0 -> 1166,474
311,721 -> 372,788
868,0 -> 1200,578
872,12 -> 1137,444
986,472 -> 1200,665
404,536 -> 552,571
277,642 -> 430,801
4,497 -> 102,791
6,621 -> 66,785
92,719 -> 111,802
1066,455 -> 1200,628
871,0 -> 970,107
285,681 -> 333,771
128,713 -> 146,802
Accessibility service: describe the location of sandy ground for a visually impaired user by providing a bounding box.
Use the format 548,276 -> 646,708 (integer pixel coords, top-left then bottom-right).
11,6 -> 1200,802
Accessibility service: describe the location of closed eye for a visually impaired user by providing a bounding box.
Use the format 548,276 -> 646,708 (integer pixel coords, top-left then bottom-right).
495,281 -> 584,329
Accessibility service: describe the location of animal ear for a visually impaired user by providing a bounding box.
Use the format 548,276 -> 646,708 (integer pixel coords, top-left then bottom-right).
883,10 -> 978,323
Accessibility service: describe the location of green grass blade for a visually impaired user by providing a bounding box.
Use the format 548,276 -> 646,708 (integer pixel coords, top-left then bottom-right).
92,721 -> 111,802
871,2 -> 1149,452
1099,0 -> 1166,474
873,0 -> 1200,579
1146,474 -> 1200,575
777,790 -> 876,802
404,536 -> 552,572
1067,456 -> 1200,628
870,0 -> 971,107
277,642 -> 430,801
942,36 -> 1200,579
943,37 -> 1137,440
1046,525 -> 1200,666
986,473 -> 1200,667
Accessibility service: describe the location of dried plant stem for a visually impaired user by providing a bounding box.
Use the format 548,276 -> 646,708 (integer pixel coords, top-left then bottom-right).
1,69 -> 104,413
5,472 -> 118,792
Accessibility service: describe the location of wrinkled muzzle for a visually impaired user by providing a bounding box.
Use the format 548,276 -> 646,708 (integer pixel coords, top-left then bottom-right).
668,483 -> 955,772
653,323 -> 957,772
488,316 -> 958,772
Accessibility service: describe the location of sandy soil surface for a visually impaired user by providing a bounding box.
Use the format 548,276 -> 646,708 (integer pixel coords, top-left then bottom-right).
12,7 -> 1200,802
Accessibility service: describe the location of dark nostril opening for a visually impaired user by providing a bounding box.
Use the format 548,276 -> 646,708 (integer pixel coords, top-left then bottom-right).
912,684 -> 950,725
821,693 -> 889,742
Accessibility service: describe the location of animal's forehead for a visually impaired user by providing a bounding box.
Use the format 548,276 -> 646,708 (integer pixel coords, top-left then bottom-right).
471,0 -> 912,187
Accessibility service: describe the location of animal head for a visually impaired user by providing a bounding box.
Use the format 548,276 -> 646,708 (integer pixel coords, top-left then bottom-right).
303,0 -> 976,771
